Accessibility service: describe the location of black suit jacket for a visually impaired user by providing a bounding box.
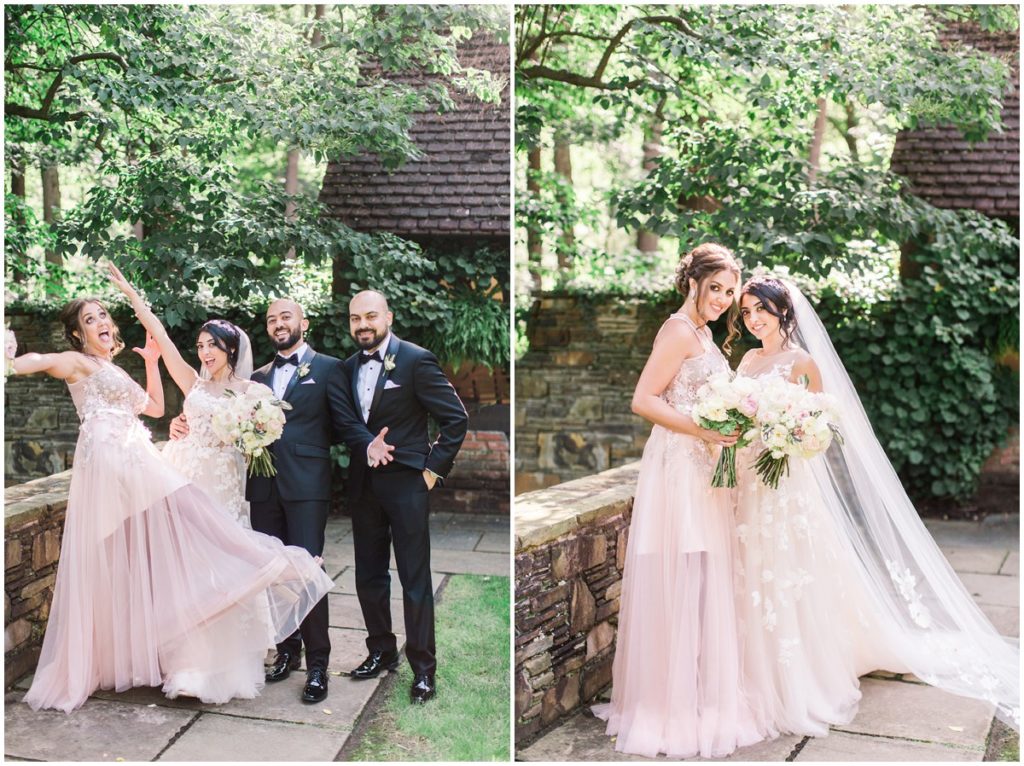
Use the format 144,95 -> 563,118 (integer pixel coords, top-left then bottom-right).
340,334 -> 468,498
246,346 -> 357,503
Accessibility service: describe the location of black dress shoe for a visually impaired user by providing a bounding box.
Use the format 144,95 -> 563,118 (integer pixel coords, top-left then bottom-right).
350,650 -> 400,680
302,667 -> 328,703
410,674 -> 436,704
265,651 -> 302,683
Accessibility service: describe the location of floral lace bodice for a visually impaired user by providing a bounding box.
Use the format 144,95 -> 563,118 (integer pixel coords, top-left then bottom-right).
656,314 -> 731,474
736,348 -> 802,383
161,377 -> 251,528
661,314 -> 731,411
68,361 -> 151,459
68,360 -> 149,421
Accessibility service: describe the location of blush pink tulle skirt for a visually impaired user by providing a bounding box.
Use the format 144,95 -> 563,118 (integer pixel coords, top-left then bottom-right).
593,426 -> 764,758
22,415 -> 333,713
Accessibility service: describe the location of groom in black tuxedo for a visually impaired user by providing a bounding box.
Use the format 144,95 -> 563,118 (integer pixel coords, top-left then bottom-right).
246,298 -> 389,704
341,290 -> 468,703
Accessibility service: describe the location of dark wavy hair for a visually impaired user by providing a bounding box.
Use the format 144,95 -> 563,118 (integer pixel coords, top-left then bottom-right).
674,242 -> 742,354
59,298 -> 125,357
199,319 -> 242,374
740,276 -> 797,347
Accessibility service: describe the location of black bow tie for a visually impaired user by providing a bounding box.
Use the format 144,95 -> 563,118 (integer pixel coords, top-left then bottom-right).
274,354 -> 299,368
359,351 -> 383,366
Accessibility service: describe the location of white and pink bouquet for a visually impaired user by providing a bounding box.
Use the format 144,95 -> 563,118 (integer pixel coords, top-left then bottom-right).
752,376 -> 843,488
689,372 -> 760,488
211,384 -> 292,477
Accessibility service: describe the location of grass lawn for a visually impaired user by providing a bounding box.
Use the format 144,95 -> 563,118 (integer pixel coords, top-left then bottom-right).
348,574 -> 510,761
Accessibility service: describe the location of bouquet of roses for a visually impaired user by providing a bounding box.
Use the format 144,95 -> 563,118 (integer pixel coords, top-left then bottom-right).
752,376 -> 842,489
210,384 -> 292,477
689,371 -> 760,488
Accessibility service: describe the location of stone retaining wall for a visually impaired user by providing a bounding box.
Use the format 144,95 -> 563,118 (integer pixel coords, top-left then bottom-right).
514,293 -> 690,495
4,470 -> 71,685
514,462 -> 639,743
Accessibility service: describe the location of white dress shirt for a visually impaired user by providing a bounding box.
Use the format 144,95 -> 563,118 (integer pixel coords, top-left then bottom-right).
356,332 -> 390,422
272,342 -> 308,400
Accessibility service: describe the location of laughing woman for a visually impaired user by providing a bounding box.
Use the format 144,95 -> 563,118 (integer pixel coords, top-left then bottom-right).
10,274 -> 334,713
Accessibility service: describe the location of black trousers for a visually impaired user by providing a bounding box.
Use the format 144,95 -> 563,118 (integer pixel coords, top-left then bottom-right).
249,481 -> 331,671
351,465 -> 435,676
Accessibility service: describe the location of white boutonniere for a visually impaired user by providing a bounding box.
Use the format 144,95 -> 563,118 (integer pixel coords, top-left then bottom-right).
297,363 -> 311,378
383,354 -> 396,372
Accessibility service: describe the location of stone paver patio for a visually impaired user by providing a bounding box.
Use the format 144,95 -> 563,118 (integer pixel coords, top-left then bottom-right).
517,515 -> 1020,763
5,512 -> 510,762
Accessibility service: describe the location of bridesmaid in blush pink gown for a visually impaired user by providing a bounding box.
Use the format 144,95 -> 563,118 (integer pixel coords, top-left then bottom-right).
12,292 -> 334,713
593,244 -> 764,758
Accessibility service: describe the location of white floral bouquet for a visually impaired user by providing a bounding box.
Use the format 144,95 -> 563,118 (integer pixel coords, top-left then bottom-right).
5,326 -> 16,378
689,372 -> 760,488
752,376 -> 843,489
210,384 -> 292,477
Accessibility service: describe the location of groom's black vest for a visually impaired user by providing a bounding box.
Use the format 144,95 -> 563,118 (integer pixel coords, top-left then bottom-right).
246,346 -> 355,503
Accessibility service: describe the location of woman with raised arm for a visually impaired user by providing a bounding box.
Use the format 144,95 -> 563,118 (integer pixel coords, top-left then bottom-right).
11,265 -> 334,713
106,262 -> 259,529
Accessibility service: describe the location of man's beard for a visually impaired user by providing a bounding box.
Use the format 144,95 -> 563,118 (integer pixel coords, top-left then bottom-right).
271,327 -> 303,351
353,327 -> 384,350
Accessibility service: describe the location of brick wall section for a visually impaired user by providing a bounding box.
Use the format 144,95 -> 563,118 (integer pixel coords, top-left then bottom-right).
432,430 -> 509,515
4,470 -> 70,685
319,32 -> 510,241
515,294 -> 678,494
890,21 -> 1019,219
514,463 -> 639,744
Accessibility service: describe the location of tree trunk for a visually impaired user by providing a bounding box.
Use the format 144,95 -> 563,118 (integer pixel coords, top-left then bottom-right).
9,167 -> 26,284
553,138 -> 574,269
637,115 -> 664,252
843,100 -> 859,162
41,164 -> 62,293
311,4 -> 325,46
807,97 -> 828,186
285,5 -> 325,261
527,147 -> 543,292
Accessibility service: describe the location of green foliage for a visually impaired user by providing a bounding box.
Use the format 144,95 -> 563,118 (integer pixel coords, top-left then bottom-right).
515,4 -> 1020,502
815,208 -> 1018,501
6,4 -> 508,373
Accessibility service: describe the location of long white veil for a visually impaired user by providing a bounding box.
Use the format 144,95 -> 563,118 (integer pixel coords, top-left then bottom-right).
784,280 -> 1019,729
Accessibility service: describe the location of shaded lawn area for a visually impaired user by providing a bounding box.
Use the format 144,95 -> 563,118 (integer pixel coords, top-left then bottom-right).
349,574 -> 510,761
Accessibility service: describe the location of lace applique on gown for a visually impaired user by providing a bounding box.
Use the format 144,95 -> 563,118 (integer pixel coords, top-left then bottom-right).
593,315 -> 763,758
734,350 -> 908,738
162,378 -> 252,528
23,360 -> 333,713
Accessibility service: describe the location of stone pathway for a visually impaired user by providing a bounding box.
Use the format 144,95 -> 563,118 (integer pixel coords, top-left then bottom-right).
5,512 -> 509,762
518,515 -> 1019,762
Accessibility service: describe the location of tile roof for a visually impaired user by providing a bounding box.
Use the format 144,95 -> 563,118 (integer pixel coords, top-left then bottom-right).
319,32 -> 510,241
889,21 -> 1019,218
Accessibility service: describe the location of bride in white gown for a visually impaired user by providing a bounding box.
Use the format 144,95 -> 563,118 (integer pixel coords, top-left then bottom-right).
733,275 -> 1019,736
160,318 -> 255,530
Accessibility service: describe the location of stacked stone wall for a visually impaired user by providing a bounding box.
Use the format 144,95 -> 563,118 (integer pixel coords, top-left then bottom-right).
515,295 -> 676,494
4,471 -> 71,684
514,463 -> 639,743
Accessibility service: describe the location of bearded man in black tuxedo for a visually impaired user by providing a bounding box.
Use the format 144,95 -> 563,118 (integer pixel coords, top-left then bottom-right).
340,290 -> 468,704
